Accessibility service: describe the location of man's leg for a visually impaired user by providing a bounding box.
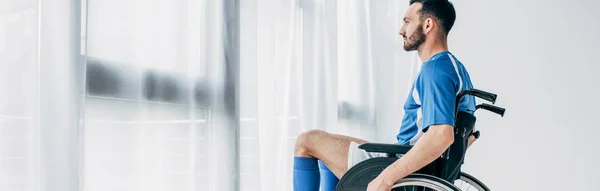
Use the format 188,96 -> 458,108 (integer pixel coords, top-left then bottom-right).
293,129 -> 367,191
318,160 -> 339,191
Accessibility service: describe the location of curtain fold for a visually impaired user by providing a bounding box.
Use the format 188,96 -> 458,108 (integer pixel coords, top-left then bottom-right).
39,0 -> 84,190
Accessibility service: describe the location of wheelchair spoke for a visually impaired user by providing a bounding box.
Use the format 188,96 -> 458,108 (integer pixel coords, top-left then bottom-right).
454,178 -> 485,191
389,174 -> 463,191
454,172 -> 489,191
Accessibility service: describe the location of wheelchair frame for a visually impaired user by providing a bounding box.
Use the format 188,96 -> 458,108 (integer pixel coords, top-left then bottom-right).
335,88 -> 505,191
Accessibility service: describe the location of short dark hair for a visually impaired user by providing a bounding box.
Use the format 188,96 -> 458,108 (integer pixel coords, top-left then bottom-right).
409,0 -> 456,36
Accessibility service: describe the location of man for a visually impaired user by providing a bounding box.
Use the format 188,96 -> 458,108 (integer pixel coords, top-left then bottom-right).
293,0 -> 477,191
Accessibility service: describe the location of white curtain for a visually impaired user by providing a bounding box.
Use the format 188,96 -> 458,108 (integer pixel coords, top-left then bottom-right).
0,1 -> 41,190
1,0 -> 84,190
2,0 -> 418,191
0,0 -> 83,190
240,0 -> 415,190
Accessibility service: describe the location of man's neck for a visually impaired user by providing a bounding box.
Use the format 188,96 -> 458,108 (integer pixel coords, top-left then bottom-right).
417,40 -> 449,62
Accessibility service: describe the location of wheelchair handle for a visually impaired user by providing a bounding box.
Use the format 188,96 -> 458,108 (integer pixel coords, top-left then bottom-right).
447,88 -> 503,160
476,103 -> 505,117
457,89 -> 497,104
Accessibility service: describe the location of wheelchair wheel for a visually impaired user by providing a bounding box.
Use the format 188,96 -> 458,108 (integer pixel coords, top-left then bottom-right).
391,174 -> 460,191
453,172 -> 490,191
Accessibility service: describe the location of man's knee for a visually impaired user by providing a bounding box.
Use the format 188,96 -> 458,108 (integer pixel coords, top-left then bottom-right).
294,129 -> 326,157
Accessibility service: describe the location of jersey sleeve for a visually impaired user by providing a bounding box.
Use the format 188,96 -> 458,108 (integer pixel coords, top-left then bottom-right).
416,62 -> 459,132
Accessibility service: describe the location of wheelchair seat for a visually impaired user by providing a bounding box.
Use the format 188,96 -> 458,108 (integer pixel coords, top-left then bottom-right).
335,89 -> 504,191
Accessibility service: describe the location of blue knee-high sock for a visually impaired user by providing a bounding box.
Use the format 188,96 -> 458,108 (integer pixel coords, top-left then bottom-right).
294,157 -> 320,191
318,160 -> 339,191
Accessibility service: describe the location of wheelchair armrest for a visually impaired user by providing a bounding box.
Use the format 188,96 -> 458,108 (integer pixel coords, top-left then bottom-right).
358,143 -> 412,155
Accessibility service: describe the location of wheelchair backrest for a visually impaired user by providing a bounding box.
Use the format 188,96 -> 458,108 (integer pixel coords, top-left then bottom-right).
433,111 -> 477,182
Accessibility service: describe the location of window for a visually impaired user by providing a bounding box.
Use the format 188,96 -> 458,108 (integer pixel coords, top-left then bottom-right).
82,0 -> 216,190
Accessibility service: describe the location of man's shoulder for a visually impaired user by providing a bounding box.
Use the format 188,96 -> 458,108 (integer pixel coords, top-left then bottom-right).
415,55 -> 463,91
420,57 -> 458,78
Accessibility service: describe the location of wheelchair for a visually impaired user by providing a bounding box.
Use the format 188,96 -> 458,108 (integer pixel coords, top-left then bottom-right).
335,89 -> 505,191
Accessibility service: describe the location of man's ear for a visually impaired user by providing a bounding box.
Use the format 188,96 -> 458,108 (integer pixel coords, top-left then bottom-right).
423,18 -> 434,34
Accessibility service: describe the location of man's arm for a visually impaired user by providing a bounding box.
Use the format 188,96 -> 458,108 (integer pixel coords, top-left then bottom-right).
367,59 -> 463,190
376,124 -> 454,186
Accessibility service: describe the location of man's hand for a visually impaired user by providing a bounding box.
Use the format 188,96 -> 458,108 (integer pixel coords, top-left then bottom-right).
366,176 -> 393,191
467,134 -> 476,148
369,124 -> 455,188
467,129 -> 477,148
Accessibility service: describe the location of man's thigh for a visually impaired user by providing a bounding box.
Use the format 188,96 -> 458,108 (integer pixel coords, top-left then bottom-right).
305,131 -> 368,178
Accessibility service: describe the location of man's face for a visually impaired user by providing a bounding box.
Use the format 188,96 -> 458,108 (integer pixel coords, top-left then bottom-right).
399,3 -> 426,51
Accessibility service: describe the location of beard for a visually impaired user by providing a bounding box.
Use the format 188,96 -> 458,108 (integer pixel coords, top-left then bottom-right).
403,25 -> 426,51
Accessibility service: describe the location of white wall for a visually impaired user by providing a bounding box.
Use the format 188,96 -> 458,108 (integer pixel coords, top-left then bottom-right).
376,0 -> 600,190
